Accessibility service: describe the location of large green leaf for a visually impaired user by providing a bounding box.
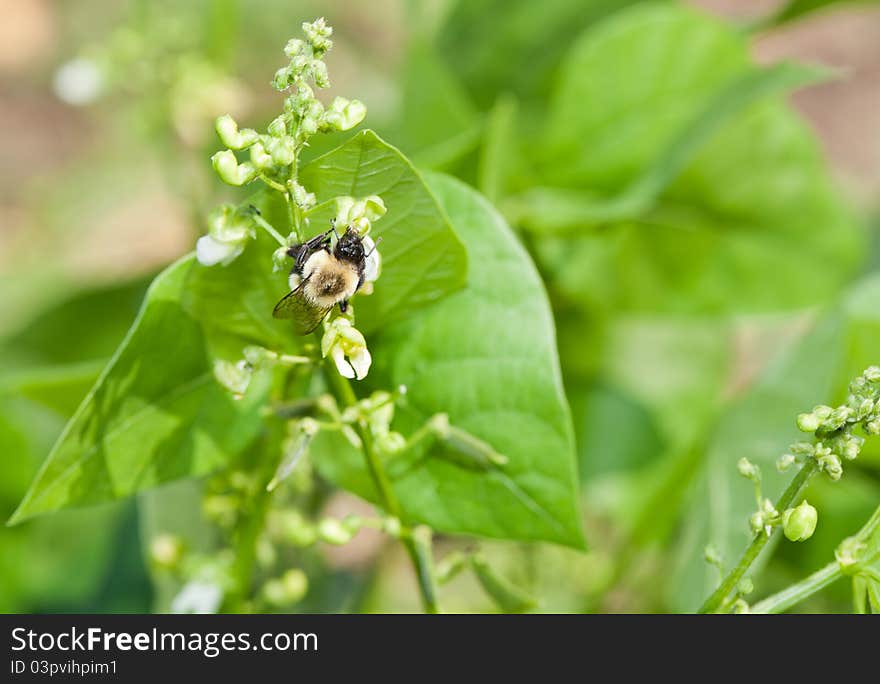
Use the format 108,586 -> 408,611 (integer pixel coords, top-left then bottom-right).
9,258 -> 268,524
313,173 -> 584,547
534,3 -> 862,314
436,0 -> 642,108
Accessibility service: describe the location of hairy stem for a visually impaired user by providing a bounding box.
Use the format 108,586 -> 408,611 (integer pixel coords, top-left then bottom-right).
698,458 -> 818,613
321,359 -> 439,613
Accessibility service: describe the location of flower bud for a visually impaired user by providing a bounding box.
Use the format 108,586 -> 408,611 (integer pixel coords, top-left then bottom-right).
266,137 -> 296,166
835,536 -> 866,573
864,366 -> 880,382
211,150 -> 257,186
284,38 -> 305,57
213,359 -> 252,398
267,116 -> 287,138
318,518 -> 355,545
776,453 -> 796,472
249,141 -> 273,170
782,501 -> 817,542
272,66 -> 292,90
215,114 -> 259,150
321,97 -> 366,131
262,569 -> 308,606
796,411 -> 820,433
149,533 -> 184,570
737,457 -> 760,482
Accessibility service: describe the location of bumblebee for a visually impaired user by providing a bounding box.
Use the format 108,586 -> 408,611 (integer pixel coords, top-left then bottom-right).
273,222 -> 377,335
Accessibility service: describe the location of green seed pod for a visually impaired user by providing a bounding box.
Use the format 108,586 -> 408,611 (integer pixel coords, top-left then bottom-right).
215,114 -> 259,150
782,501 -> 818,542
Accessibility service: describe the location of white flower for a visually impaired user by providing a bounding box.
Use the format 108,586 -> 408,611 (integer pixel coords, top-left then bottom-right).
196,204 -> 256,267
171,581 -> 223,614
197,235 -> 244,266
321,318 -> 372,380
362,235 -> 381,283
53,57 -> 103,106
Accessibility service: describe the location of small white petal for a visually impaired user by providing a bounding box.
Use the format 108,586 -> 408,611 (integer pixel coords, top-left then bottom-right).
350,348 -> 372,380
196,235 -> 241,266
331,346 -> 355,378
53,58 -> 103,106
363,237 -> 381,282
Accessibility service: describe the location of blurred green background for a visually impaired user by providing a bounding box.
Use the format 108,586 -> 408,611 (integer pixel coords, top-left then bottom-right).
2,0 -> 880,613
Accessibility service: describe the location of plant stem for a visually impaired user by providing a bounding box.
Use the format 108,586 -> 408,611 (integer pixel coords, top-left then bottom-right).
698,458 -> 818,614
321,359 -> 439,613
750,562 -> 841,614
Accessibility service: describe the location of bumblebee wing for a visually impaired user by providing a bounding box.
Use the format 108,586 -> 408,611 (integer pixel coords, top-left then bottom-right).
272,285 -> 331,335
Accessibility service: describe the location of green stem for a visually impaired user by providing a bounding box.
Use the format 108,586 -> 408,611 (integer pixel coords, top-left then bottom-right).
698,458 -> 818,614
750,562 -> 841,614
251,213 -> 287,246
321,358 -> 439,613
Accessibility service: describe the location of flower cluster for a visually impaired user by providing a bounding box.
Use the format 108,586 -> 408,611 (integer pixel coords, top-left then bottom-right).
779,365 -> 880,480
210,19 -> 366,192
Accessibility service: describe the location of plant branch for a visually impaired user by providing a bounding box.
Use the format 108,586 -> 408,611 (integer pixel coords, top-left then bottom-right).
321,359 -> 439,613
698,458 -> 818,613
750,561 -> 841,614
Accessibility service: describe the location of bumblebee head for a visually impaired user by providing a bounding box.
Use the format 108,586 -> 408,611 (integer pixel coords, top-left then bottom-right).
333,227 -> 366,265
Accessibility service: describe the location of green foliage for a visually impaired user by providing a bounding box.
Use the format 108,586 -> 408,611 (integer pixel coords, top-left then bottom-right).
313,173 -> 584,547
533,3 -> 861,314
9,259 -> 270,524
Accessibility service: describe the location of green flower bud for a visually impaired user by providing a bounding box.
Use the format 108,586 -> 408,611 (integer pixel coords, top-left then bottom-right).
737,457 -> 760,482
813,405 -> 833,420
318,518 -> 355,545
839,433 -> 864,461
835,536 -> 866,573
737,577 -> 754,596
376,430 -> 406,455
782,500 -> 818,542
289,181 -> 316,210
864,366 -> 880,382
215,115 -> 259,150
776,453 -> 796,472
213,359 -> 251,398
262,569 -> 308,606
271,510 -> 317,547
149,533 -> 184,570
249,141 -> 273,170
284,38 -> 305,58
703,544 -> 722,568
796,411 -> 820,433
302,17 -> 333,54
790,441 -> 815,456
267,116 -> 287,138
272,246 -> 289,272
865,418 -> 880,435
211,150 -> 257,186
312,60 -> 330,88
266,136 -> 296,166
321,97 -> 367,132
272,66 -> 292,90
822,406 -> 853,432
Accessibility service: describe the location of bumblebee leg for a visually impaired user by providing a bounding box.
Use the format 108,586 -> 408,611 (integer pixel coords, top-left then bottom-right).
339,299 -> 348,314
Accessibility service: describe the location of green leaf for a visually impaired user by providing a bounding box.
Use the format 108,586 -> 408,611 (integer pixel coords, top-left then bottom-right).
9,257 -> 269,524
760,0 -> 880,29
511,62 -> 830,232
313,173 -> 584,547
533,4 -> 862,314
0,361 -> 105,416
436,0 -> 642,108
